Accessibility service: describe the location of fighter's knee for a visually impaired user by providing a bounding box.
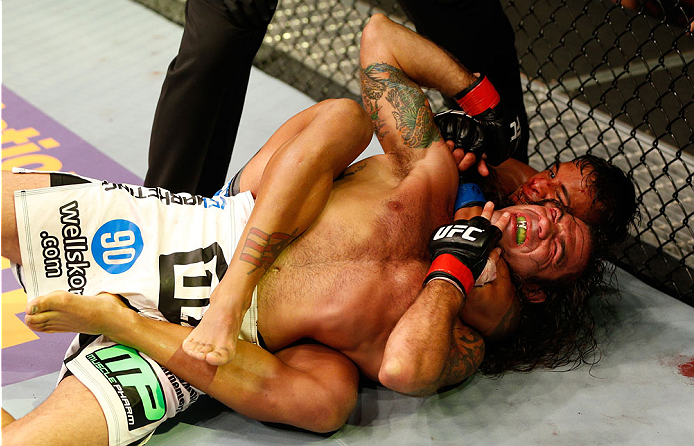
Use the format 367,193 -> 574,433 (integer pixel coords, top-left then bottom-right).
317,97 -> 360,116
319,98 -> 372,140
336,97 -> 370,122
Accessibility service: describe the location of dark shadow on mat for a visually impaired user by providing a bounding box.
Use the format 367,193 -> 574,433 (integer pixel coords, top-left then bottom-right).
155,395 -> 333,439
155,395 -> 227,433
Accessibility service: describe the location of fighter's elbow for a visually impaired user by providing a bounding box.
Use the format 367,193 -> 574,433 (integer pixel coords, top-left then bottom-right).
378,357 -> 439,397
360,14 -> 392,58
300,392 -> 356,433
307,409 -> 350,433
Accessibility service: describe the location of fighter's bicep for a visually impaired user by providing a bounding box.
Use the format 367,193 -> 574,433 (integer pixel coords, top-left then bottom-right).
359,62 -> 442,158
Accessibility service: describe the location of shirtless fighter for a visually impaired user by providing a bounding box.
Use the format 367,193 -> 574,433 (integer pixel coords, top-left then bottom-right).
2,14 -> 596,445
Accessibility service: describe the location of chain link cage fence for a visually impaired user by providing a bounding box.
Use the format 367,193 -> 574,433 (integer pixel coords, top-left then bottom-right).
137,0 -> 694,305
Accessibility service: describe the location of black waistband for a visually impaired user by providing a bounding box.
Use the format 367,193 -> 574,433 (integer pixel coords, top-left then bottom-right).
50,172 -> 90,187
257,330 -> 267,350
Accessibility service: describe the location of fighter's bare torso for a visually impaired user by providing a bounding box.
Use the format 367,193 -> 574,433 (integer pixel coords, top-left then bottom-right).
256,146 -> 485,380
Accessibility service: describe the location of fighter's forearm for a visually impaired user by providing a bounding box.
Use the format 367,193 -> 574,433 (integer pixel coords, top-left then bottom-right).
493,158 -> 539,195
379,280 -> 483,396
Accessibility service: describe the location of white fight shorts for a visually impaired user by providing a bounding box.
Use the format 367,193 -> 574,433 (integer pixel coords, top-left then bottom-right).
12,171 -> 258,445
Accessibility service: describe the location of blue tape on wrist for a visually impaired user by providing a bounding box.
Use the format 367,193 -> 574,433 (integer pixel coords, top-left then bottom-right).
454,183 -> 486,211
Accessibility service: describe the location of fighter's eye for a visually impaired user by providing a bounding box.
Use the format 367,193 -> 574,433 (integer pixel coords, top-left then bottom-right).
547,162 -> 559,179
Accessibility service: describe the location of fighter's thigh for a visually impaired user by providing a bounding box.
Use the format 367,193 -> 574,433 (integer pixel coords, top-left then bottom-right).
2,375 -> 108,446
1,172 -> 50,263
238,101 -> 326,195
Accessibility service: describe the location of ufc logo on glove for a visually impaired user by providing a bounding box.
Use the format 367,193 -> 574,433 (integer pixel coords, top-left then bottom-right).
432,224 -> 484,242
425,217 -> 501,296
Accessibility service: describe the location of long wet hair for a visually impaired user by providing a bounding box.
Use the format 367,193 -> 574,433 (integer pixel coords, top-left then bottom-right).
461,169 -> 615,376
478,233 -> 612,376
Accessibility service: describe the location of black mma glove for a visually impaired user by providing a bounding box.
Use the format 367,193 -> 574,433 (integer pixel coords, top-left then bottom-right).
436,75 -> 521,166
423,216 -> 502,297
434,110 -> 483,156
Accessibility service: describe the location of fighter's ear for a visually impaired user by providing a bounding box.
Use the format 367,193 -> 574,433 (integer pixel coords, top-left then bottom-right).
521,282 -> 546,303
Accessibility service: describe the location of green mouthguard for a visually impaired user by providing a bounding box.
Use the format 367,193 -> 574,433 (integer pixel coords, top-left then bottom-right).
516,216 -> 527,245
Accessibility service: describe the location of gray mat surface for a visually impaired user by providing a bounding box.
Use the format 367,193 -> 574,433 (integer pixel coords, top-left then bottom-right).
3,0 -> 693,444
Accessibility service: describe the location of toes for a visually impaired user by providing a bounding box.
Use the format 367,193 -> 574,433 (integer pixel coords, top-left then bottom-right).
25,311 -> 52,331
182,338 -> 211,361
26,299 -> 45,316
26,290 -> 70,315
183,337 -> 235,365
206,348 -> 233,366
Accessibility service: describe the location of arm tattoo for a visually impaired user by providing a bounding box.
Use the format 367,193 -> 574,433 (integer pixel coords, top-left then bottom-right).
444,326 -> 485,386
360,69 -> 389,140
361,63 -> 441,148
406,324 -> 484,397
239,227 -> 297,274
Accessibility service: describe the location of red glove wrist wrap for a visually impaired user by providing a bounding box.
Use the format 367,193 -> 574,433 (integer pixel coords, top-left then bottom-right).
426,253 -> 476,296
454,75 -> 500,116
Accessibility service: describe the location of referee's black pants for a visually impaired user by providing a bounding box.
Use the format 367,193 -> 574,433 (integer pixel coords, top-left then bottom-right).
145,0 -> 277,196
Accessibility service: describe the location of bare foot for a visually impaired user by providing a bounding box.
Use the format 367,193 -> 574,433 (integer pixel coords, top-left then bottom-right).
181,300 -> 244,366
24,291 -> 126,335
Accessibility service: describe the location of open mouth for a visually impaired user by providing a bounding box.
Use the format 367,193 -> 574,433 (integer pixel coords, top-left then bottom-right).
516,216 -> 527,245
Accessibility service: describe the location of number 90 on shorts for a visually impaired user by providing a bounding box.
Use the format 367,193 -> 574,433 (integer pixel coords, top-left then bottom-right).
91,219 -> 144,274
